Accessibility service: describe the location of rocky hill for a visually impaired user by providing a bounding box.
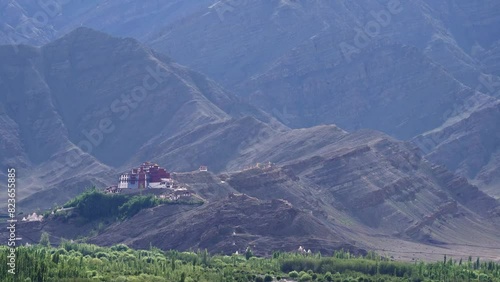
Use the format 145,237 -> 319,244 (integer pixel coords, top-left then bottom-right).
8,161 -> 500,261
6,127 -> 500,260
413,95 -> 500,198
90,193 -> 358,256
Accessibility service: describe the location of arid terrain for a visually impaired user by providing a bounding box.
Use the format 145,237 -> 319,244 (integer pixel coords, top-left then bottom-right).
1,0 -> 499,263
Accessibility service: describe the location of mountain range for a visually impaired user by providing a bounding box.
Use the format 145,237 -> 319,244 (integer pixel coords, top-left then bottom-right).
0,0 -> 499,260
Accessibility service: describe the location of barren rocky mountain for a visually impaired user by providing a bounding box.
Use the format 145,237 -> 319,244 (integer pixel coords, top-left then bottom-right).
5,138 -> 500,261
5,1 -> 500,90
0,0 -> 211,46
90,194 -> 358,257
5,124 -> 500,260
41,27 -> 233,166
1,1 -> 499,262
3,2 -> 500,177
125,116 -> 284,173
0,27 -> 271,211
413,94 -> 500,198
147,0 -> 500,89
243,40 -> 479,139
0,42 -> 115,210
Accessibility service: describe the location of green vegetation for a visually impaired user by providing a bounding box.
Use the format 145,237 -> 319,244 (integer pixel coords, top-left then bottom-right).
59,188 -> 202,221
39,232 -> 51,248
1,244 -> 499,282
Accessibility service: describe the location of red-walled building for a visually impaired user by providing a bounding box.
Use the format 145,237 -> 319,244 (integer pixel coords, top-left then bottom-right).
118,162 -> 171,189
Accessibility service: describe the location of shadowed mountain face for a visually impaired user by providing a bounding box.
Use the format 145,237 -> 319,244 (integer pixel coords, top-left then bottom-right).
0,42 -> 115,209
40,27 -> 233,166
4,0 -> 500,89
243,41 -> 477,139
141,0 -> 500,141
147,0 -> 500,87
0,27 -> 262,210
3,1 -> 500,175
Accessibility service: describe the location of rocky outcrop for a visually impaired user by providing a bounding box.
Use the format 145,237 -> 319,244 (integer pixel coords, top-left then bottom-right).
90,194 -> 359,256
405,201 -> 458,238
413,97 -> 500,198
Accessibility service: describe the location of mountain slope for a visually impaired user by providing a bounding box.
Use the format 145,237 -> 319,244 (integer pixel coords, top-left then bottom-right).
41,27 -> 231,166
0,42 -> 114,209
413,95 -> 500,198
0,27 -> 260,210
147,0 -> 500,139
125,116 -> 285,173
0,0 -> 211,46
148,0 -> 500,89
244,40 -> 478,139
4,1 -> 500,141
222,127 -> 500,259
9,135 -> 500,260
90,194 -> 357,256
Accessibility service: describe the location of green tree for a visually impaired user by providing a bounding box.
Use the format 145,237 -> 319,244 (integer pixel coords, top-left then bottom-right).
180,272 -> 186,282
51,253 -> 59,264
39,232 -> 50,247
245,247 -> 253,260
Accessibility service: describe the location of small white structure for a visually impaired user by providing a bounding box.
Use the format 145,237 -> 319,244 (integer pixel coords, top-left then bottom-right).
199,166 -> 208,172
158,187 -> 193,201
148,178 -> 174,189
22,212 -> 43,222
